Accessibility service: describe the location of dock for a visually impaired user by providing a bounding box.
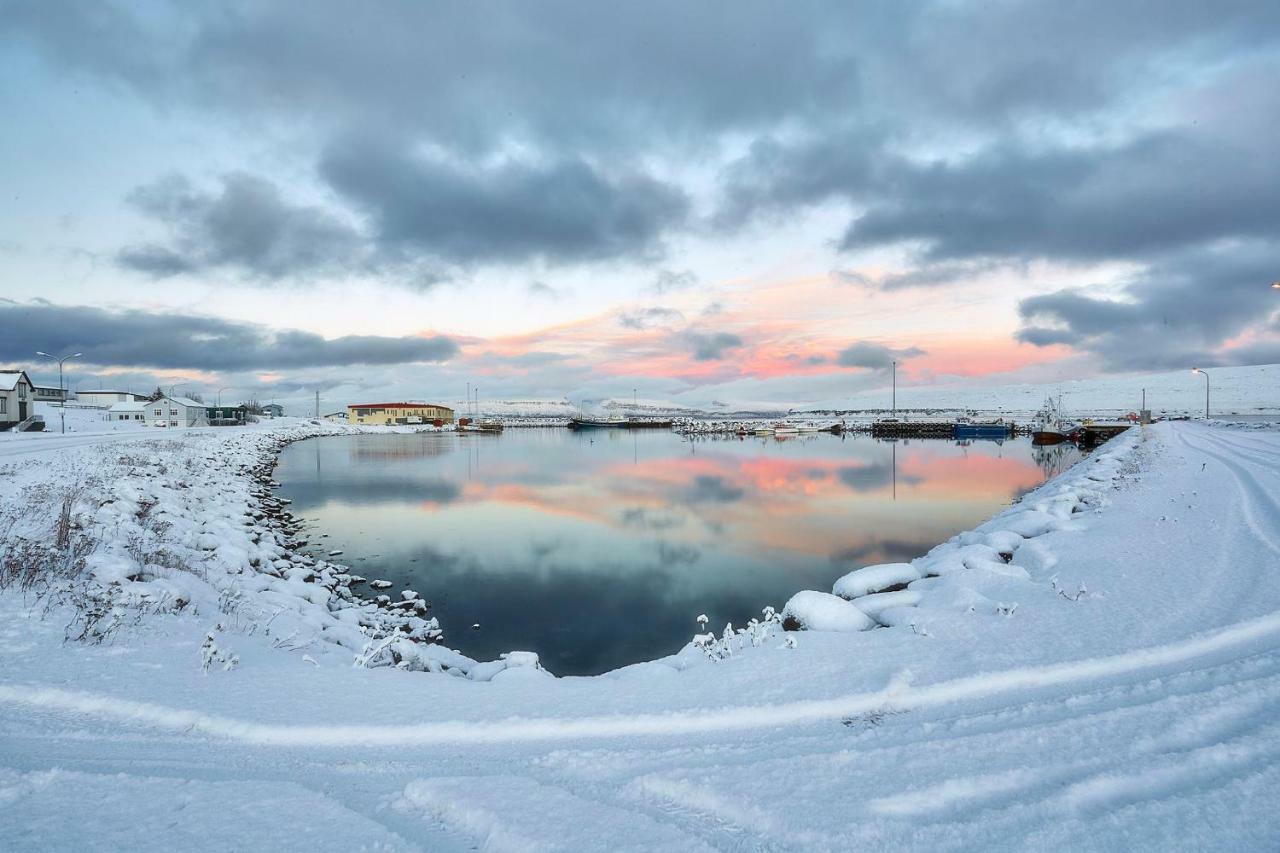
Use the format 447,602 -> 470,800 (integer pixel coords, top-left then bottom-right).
1076,422 -> 1131,447
870,420 -> 956,439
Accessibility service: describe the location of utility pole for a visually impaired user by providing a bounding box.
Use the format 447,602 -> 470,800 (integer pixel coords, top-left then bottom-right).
35,350 -> 81,435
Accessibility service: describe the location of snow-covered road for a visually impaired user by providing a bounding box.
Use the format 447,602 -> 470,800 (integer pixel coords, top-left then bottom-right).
2,421 -> 1279,851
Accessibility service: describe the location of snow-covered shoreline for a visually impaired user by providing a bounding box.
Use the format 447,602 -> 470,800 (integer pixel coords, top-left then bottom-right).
4,419 -> 1280,850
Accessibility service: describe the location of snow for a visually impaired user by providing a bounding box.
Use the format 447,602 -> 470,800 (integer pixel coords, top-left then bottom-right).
2,418 -> 1280,850
832,562 -> 922,599
782,590 -> 877,632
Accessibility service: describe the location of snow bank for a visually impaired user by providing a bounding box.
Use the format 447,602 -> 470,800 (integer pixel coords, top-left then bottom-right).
781,590 -> 876,632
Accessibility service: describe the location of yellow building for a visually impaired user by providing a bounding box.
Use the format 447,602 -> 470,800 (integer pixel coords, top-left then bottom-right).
347,402 -> 455,425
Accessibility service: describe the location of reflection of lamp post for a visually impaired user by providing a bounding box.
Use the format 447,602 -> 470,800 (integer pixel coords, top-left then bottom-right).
35,350 -> 81,434
1191,368 -> 1210,419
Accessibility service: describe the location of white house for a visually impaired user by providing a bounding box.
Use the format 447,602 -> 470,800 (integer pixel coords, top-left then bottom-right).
108,401 -> 148,422
0,370 -> 35,430
143,395 -> 209,428
77,390 -> 144,407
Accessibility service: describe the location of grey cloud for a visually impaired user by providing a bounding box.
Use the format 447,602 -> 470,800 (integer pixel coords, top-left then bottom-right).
0,301 -> 458,372
1017,242 -> 1280,371
684,331 -> 744,361
619,307 -> 685,330
649,269 -> 698,295
120,173 -> 365,280
319,135 -> 689,267
837,342 -> 925,370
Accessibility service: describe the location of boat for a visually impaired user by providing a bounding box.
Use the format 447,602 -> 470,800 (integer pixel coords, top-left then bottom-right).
772,423 -> 799,435
953,417 -> 1011,440
1030,397 -> 1079,445
568,415 -> 627,429
460,420 -> 504,433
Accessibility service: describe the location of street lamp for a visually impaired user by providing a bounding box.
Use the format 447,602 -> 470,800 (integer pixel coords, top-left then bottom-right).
1271,281 -> 1280,290
35,351 -> 82,434
216,387 -> 231,407
1191,368 -> 1210,419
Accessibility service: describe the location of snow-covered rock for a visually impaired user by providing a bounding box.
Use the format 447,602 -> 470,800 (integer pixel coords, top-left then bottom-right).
832,562 -> 922,600
781,590 -> 876,632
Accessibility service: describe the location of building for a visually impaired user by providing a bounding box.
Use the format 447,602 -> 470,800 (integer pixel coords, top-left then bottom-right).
348,402 -> 455,425
108,401 -> 147,422
142,395 -> 209,428
32,385 -> 68,402
0,370 -> 34,430
77,390 -> 144,407
262,403 -> 284,418
323,411 -> 348,422
206,405 -> 247,425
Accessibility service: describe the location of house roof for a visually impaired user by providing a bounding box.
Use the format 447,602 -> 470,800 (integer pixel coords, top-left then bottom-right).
348,402 -> 453,410
0,370 -> 32,392
167,396 -> 206,408
109,402 -> 146,412
77,389 -> 134,395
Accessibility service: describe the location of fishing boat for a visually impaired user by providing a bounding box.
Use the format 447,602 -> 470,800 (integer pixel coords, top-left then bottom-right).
772,423 -> 799,435
568,415 -> 627,429
1030,397 -> 1079,445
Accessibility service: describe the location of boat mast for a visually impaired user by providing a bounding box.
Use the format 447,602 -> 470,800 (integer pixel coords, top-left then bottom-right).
892,360 -> 897,415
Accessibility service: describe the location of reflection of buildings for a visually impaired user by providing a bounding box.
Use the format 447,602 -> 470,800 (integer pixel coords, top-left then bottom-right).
351,435 -> 456,460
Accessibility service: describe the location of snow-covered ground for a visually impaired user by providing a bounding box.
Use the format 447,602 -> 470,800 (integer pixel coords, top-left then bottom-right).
2,418 -> 1280,850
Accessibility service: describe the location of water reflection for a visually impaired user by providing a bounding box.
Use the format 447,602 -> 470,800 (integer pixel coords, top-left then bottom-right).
276,430 -> 1077,675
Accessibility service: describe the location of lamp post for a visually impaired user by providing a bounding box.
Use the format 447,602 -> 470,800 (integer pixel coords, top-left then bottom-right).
1191,368 -> 1210,419
35,351 -> 81,434
216,387 -> 231,407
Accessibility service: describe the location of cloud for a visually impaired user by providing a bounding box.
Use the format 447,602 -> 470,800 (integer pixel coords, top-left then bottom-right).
684,331 -> 744,361
618,307 -> 685,330
319,135 -> 689,268
1016,241 -> 1280,371
0,301 -> 458,372
836,341 -> 925,370
119,173 -> 365,280
649,269 -> 698,295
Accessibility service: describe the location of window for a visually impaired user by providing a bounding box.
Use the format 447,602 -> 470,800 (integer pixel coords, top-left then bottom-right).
170,420 -> 178,427
1,397 -> 6,414
154,409 -> 162,416
170,409 -> 177,416
18,383 -> 27,399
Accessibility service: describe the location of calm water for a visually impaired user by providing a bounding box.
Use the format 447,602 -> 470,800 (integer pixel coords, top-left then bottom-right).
275,429 -> 1077,675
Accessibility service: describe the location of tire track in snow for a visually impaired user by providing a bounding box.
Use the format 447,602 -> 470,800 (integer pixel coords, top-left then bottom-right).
1173,425 -> 1280,558
6,609 -> 1280,748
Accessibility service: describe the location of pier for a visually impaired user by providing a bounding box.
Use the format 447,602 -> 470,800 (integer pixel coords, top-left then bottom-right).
871,420 -> 956,439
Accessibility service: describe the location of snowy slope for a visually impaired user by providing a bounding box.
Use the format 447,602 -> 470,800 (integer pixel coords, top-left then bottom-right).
2,420 -> 1280,850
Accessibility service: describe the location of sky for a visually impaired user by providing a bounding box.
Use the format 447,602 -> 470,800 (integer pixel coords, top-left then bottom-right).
1,1 -> 1278,412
